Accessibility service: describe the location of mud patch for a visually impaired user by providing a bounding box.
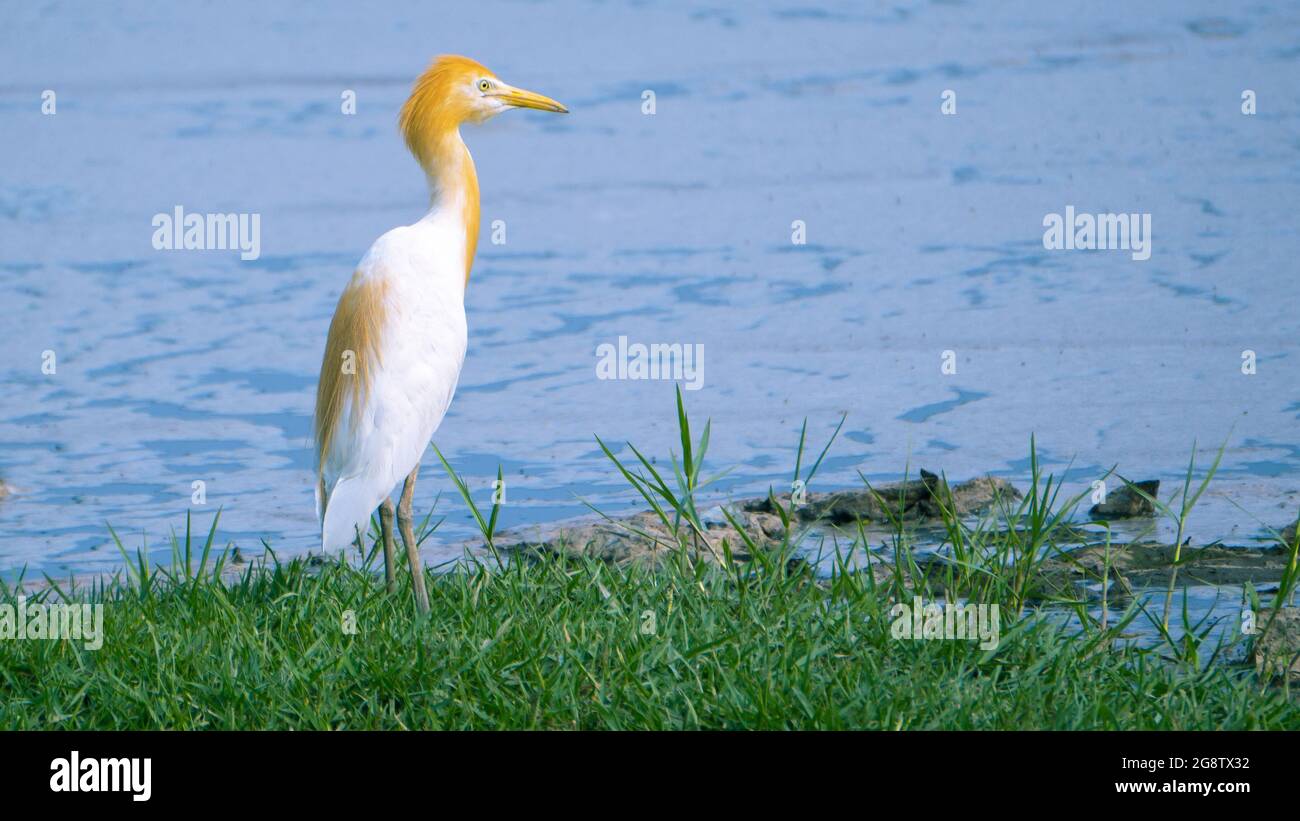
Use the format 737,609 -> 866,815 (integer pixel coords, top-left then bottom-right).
1254,608 -> 1300,681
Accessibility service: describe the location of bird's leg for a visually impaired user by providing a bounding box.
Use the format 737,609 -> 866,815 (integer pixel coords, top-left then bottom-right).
397,466 -> 430,614
378,498 -> 398,594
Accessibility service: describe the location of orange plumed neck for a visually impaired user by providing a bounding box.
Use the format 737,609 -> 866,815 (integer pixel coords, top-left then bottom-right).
399,55 -> 484,283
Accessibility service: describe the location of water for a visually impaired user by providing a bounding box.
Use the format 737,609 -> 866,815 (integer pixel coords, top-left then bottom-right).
2,1 -> 1299,579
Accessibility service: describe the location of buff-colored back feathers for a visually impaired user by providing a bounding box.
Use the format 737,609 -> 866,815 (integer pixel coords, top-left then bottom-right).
314,274 -> 387,479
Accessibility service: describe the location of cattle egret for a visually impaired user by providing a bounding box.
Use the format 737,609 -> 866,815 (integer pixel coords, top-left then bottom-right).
314,55 -> 567,611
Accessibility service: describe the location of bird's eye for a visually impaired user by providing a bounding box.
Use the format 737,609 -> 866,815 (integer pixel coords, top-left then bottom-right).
478,79 -> 491,92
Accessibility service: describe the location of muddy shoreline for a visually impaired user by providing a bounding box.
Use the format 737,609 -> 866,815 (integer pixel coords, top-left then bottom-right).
501,472 -> 1298,588
498,470 -> 1299,678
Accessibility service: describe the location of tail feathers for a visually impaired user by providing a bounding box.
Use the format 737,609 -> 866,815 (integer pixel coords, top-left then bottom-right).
320,473 -> 387,554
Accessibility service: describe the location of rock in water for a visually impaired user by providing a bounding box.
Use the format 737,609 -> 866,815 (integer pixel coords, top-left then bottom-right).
1089,480 -> 1159,518
1281,520 -> 1297,546
504,472 -> 1025,568
1254,608 -> 1300,681
947,475 -> 1022,515
743,472 -> 1021,524
503,510 -> 785,569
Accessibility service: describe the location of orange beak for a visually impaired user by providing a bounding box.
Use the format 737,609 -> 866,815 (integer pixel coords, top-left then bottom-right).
496,83 -> 569,114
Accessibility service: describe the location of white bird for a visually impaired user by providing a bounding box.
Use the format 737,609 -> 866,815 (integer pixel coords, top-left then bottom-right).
314,55 -> 567,611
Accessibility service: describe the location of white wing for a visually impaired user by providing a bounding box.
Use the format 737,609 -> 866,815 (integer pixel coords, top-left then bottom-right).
317,217 -> 469,553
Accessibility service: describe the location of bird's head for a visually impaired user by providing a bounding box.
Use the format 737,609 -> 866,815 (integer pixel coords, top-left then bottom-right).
400,55 -> 567,167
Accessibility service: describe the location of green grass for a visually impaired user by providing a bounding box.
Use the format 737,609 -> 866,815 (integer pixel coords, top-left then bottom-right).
1,387 -> 1297,730
1,546 -> 1296,729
